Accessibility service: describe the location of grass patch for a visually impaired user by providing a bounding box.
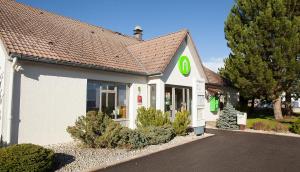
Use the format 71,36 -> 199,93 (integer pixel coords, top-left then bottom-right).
247,115 -> 300,133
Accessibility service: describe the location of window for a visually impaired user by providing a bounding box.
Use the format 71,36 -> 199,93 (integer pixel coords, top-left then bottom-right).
87,81 -> 101,111
149,84 -> 156,109
87,80 -> 129,119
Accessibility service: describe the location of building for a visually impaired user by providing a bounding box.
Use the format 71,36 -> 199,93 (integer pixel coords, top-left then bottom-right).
0,0 -> 228,145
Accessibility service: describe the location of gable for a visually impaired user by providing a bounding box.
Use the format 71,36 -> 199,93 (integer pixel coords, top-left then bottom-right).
161,34 -> 207,87
127,30 -> 187,74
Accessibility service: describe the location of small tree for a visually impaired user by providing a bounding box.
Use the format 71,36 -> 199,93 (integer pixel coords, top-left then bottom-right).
173,111 -> 191,135
216,103 -> 239,130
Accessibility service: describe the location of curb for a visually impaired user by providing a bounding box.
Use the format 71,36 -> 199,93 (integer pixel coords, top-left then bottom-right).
205,127 -> 300,138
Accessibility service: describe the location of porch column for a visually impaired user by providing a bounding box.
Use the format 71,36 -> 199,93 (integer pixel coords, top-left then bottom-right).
156,80 -> 165,112
192,78 -> 205,127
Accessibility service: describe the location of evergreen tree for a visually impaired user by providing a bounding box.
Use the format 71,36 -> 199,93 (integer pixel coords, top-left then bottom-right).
216,103 -> 240,130
220,0 -> 300,120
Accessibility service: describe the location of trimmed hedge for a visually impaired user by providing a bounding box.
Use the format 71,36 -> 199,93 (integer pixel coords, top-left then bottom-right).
0,144 -> 54,172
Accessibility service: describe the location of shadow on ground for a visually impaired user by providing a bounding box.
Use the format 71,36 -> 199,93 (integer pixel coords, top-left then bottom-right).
52,153 -> 75,171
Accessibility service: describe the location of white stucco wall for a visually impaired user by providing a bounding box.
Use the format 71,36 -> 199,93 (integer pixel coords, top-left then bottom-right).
129,83 -> 148,129
10,61 -> 147,145
0,40 -> 8,141
148,77 -> 165,112
160,35 -> 206,127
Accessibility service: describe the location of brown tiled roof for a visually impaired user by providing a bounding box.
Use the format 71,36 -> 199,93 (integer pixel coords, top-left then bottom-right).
203,66 -> 226,86
0,0 -> 147,74
0,0 -> 192,75
127,30 -> 188,74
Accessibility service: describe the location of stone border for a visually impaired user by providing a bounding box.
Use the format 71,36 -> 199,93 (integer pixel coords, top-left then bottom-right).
87,133 -> 214,172
206,126 -> 300,138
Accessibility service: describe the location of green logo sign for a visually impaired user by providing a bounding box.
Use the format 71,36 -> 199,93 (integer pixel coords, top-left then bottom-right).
178,56 -> 191,76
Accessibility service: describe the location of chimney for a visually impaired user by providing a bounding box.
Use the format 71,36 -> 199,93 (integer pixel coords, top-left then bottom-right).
133,25 -> 143,40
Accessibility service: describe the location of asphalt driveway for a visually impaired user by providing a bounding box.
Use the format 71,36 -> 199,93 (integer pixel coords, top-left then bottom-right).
96,129 -> 300,172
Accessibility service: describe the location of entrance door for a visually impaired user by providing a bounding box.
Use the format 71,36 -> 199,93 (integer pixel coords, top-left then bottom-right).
165,85 -> 192,120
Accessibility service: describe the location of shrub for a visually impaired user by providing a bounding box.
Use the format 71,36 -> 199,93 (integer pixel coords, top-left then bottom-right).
290,119 -> 300,134
95,121 -> 149,149
125,129 -> 149,149
0,144 -> 54,172
273,123 -> 289,132
67,111 -> 113,147
95,122 -> 123,148
252,121 -> 271,131
216,103 -> 239,130
173,111 -> 191,135
136,107 -> 171,128
139,125 -> 176,145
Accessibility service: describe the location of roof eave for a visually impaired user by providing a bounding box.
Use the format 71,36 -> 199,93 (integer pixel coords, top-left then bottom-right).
10,53 -> 148,76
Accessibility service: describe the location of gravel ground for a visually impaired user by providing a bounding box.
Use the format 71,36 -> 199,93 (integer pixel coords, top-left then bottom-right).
46,133 -> 213,172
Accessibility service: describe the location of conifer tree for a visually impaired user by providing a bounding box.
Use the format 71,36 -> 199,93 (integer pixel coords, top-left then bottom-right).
216,103 -> 240,130
220,0 -> 300,119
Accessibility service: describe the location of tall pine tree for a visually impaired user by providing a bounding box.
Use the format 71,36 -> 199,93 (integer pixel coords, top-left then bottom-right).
220,0 -> 300,120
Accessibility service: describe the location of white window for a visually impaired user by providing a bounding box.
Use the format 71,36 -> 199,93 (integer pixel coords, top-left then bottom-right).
87,80 -> 129,119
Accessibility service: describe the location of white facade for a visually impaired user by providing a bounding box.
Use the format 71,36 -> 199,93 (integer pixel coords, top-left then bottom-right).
0,34 -> 210,145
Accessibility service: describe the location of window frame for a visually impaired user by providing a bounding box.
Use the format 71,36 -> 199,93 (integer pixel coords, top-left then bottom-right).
86,80 -> 129,120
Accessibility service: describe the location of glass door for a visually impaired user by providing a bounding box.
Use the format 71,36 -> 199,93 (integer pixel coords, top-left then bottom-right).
165,85 -> 192,120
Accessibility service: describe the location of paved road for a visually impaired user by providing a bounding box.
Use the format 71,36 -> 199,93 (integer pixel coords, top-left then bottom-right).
97,129 -> 300,172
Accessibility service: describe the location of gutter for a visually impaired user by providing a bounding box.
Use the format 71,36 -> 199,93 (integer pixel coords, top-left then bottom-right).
10,53 -> 148,76
6,56 -> 22,144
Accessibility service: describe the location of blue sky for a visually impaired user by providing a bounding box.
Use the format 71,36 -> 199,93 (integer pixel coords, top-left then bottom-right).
17,0 -> 235,72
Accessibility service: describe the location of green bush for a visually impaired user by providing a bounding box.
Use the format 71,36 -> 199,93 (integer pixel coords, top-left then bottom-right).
67,111 -> 113,147
139,125 -> 176,145
136,107 -> 171,128
290,119 -> 300,134
125,129 -> 149,149
95,121 -> 123,148
0,144 -> 54,172
173,111 -> 191,135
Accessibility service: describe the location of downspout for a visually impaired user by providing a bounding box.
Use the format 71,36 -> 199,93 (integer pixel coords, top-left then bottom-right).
6,57 -> 19,144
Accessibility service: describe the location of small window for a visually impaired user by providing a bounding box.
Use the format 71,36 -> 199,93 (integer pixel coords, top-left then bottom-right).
149,84 -> 156,109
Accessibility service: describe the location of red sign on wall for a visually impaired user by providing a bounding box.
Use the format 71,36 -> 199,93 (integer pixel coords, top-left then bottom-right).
137,95 -> 142,105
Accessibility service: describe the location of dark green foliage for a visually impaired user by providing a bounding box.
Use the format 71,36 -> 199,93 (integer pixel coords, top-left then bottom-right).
216,103 -> 240,130
68,110 -> 177,150
136,107 -> 171,128
67,111 -> 112,147
290,119 -> 300,134
95,122 -> 124,148
139,125 -> 176,145
220,0 -> 300,118
0,144 -> 54,172
173,111 -> 191,135
124,129 -> 149,149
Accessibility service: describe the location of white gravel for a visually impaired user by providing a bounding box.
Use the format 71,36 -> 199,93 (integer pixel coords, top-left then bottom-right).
46,133 -> 213,172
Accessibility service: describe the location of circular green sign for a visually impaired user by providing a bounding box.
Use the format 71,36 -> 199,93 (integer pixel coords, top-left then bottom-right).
178,56 -> 191,76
